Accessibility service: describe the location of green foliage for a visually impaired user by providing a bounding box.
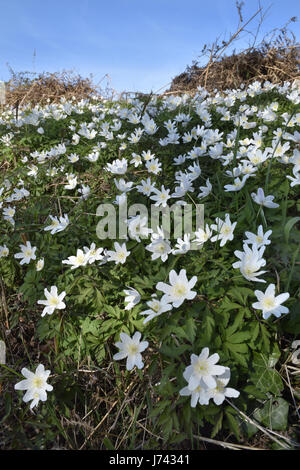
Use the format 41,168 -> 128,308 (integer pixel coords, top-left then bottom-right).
253,398 -> 289,431
0,83 -> 299,450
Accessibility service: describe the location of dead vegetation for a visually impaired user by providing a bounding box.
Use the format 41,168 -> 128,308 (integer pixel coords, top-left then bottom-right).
3,69 -> 109,108
168,4 -> 300,95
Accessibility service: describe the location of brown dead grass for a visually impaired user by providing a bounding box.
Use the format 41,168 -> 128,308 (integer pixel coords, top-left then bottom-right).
169,44 -> 300,95
4,70 -> 103,108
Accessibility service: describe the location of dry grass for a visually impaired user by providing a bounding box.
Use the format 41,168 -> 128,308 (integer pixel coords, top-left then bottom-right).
168,4 -> 300,96
4,70 -> 105,108
169,44 -> 300,95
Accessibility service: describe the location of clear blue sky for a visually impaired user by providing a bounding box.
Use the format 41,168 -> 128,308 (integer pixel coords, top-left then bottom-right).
0,0 -> 299,93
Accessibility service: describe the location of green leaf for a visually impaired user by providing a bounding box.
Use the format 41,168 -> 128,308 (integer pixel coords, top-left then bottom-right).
248,322 -> 260,347
103,437 -> 115,450
80,317 -> 100,336
225,342 -> 248,354
211,411 -> 223,438
225,408 -> 240,440
0,392 -> 12,423
225,310 -> 244,337
159,344 -> 191,358
183,317 -> 197,343
243,384 -> 269,400
201,307 -> 215,343
284,217 -> 300,243
226,330 -> 252,344
282,300 -> 300,335
253,398 -> 289,431
259,324 -> 271,352
228,286 -> 253,305
249,352 -> 283,396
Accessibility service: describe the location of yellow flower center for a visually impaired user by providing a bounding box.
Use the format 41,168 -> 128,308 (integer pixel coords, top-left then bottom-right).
244,266 -> 255,275
262,297 -> 275,310
49,297 -> 59,306
33,377 -> 44,388
195,361 -> 208,375
221,225 -> 231,235
128,344 -> 139,355
174,284 -> 187,297
151,302 -> 160,312
77,253 -> 85,263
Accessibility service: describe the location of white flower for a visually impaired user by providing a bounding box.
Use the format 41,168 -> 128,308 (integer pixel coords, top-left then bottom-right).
197,179 -> 212,199
172,175 -> 194,198
68,153 -> 80,163
37,286 -> 66,317
0,244 -> 9,258
142,150 -> 155,161
290,149 -> 300,172
172,234 -> 191,254
146,229 -> 172,262
247,148 -> 270,166
86,151 -> 99,162
244,225 -> 272,248
106,242 -> 130,264
124,287 -> 141,311
64,174 -> 78,190
130,153 -> 142,167
150,185 -> 171,207
251,188 -> 279,208
145,158 -> 162,175
78,184 -> 91,200
187,162 -> 201,180
194,224 -> 212,246
156,269 -> 197,308
27,165 -> 39,178
143,119 -> 158,135
127,215 -> 151,242
185,348 -> 226,390
14,364 -> 53,410
72,134 -> 80,145
83,243 -> 104,264
113,332 -> 148,370
140,294 -> 172,324
252,284 -> 290,319
224,175 -> 249,192
136,178 -> 156,196
62,249 -> 89,269
179,376 -> 210,407
44,214 -> 69,234
114,178 -> 133,193
211,214 -> 237,247
14,241 -> 37,265
3,206 -> 16,223
106,158 -> 128,175
233,244 -> 267,283
206,367 -> 240,405
287,167 -> 300,187
173,155 -> 186,165
114,193 -> 128,207
36,258 -> 44,271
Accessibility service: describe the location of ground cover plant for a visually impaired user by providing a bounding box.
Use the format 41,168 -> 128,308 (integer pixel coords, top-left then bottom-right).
0,79 -> 299,450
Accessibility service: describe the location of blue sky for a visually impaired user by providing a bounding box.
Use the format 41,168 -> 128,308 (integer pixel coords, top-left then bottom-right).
0,0 -> 299,93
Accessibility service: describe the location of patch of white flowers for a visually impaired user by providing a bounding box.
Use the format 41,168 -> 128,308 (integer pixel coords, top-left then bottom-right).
179,348 -> 240,407
0,79 -> 296,411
